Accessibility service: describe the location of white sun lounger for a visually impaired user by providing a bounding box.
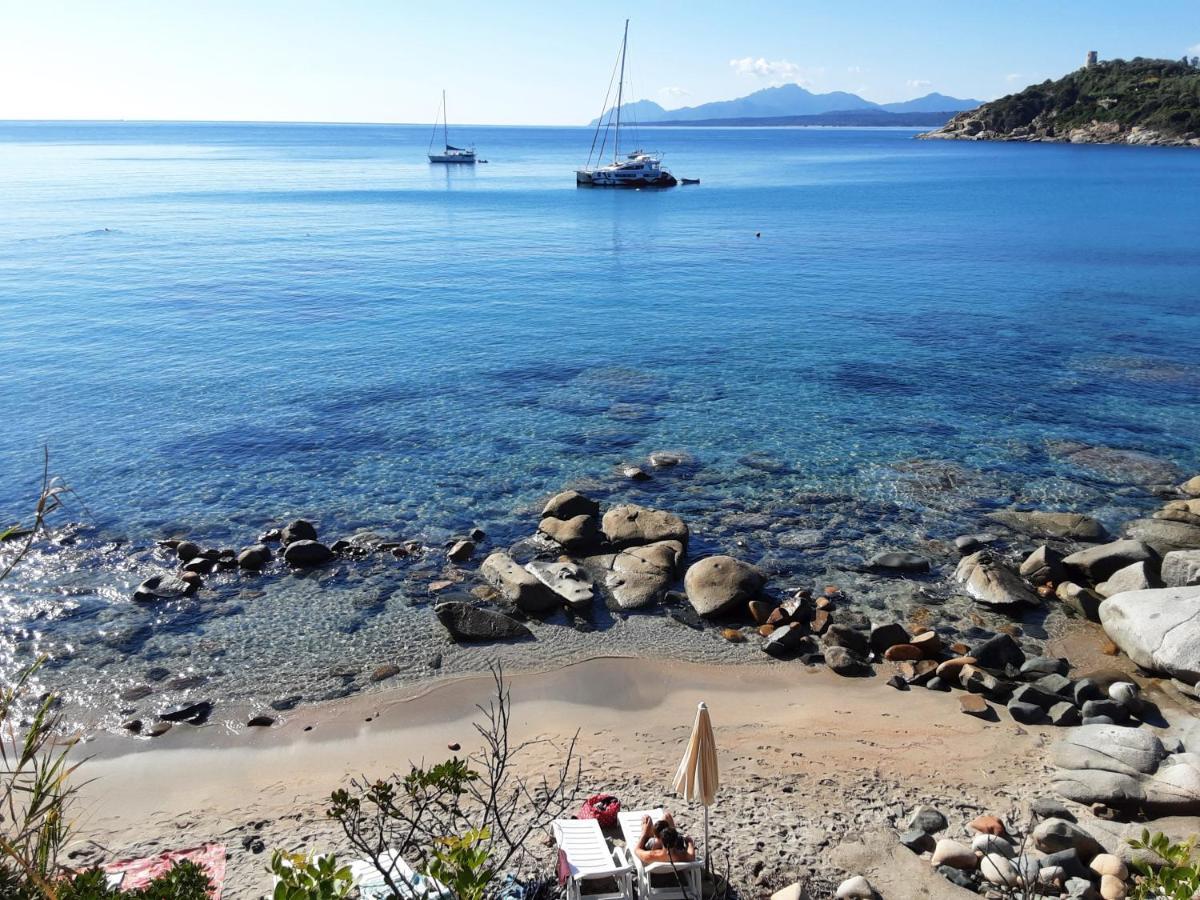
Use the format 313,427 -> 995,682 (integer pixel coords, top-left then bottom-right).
552,819 -> 635,900
347,850 -> 454,899
617,808 -> 704,900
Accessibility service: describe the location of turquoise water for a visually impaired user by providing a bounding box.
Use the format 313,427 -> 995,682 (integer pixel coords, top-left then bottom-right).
2,122 -> 1199,721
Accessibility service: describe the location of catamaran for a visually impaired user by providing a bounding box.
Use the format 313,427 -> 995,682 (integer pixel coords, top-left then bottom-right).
428,90 -> 476,164
577,20 -> 677,187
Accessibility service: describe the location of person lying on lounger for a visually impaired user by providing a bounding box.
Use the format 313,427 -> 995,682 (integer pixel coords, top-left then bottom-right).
634,810 -> 697,864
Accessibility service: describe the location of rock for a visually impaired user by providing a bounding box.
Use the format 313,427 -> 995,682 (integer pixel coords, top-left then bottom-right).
434,601 -> 533,642
825,645 -> 872,677
1037,865 -> 1066,888
968,815 -> 1008,837
1033,819 -> 1105,861
526,560 -> 594,611
885,674 -> 908,690
237,544 -> 272,570
1011,683 -> 1063,710
181,556 -> 217,575
971,834 -> 1015,857
122,719 -> 143,734
370,664 -> 400,682
910,631 -> 942,657
720,628 -> 746,643
481,552 -> 558,614
175,540 -> 201,562
1032,798 -> 1075,821
280,519 -> 318,546
868,622 -> 910,655
604,543 -> 680,610
898,829 -> 935,853
447,540 -> 475,562
1097,560 -> 1156,598
1042,849 -> 1089,880
1021,545 -> 1067,584
270,696 -> 302,711
770,883 -> 812,900
1123,519 -> 1200,555
247,715 -> 275,727
955,551 -> 1040,608
1089,854 -> 1128,880
883,644 -> 922,662
684,556 -> 766,617
960,665 -> 1004,698
602,504 -> 688,549
833,875 -> 874,899
924,676 -> 949,692
1099,873 -> 1126,899
761,624 -> 813,659
959,694 -> 991,717
989,510 -> 1108,541
1049,702 -> 1082,726
969,633 -> 1026,671
120,685 -> 153,701
1009,700 -> 1045,724
648,451 -> 687,469
1057,582 -> 1104,620
132,573 -> 196,602
1107,682 -> 1140,710
824,624 -> 870,656
935,656 -> 976,682
868,552 -> 930,574
907,805 -> 948,834
1162,549 -> 1200,587
1182,476 -> 1200,497
1065,876 -> 1098,899
282,540 -> 334,567
542,490 -> 600,521
1099,586 -> 1200,684
956,533 -> 998,554
158,701 -> 213,725
622,465 -> 651,481
148,722 -> 172,737
930,838 -> 977,869
980,853 -> 1021,888
1063,541 -> 1157,584
538,515 -> 600,552
1022,656 -> 1070,677
748,599 -> 775,625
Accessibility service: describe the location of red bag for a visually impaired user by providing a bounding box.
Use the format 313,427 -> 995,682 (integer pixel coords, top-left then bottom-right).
578,793 -> 621,829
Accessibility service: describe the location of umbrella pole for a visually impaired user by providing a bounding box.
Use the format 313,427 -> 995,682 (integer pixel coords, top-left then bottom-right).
703,805 -> 710,873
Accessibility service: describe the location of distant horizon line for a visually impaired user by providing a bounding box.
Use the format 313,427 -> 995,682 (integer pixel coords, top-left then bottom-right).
0,117 -> 939,130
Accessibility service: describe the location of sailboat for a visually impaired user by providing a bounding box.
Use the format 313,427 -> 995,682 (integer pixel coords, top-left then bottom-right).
428,90 -> 476,164
577,20 -> 677,187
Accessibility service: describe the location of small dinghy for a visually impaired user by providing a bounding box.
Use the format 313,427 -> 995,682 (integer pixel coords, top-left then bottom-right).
680,177 -> 700,185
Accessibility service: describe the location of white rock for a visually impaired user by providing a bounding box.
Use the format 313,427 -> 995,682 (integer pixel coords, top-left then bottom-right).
834,874 -> 874,899
971,833 -> 1016,857
980,852 -> 1021,887
1100,586 -> 1200,684
1090,853 -> 1128,880
1107,681 -> 1140,710
1037,864 -> 1065,887
1100,872 -> 1127,899
930,838 -> 977,870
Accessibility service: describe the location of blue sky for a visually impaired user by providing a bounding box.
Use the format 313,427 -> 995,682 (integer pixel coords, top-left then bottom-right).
2,1 -> 1198,124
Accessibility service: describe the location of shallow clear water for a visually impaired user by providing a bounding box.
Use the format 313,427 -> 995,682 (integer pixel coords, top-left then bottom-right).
2,122 -> 1199,725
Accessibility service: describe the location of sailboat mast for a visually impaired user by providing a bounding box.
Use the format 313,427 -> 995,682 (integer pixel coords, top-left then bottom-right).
613,18 -> 628,162
442,89 -> 449,149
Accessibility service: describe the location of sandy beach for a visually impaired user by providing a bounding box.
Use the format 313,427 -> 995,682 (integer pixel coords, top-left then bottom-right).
66,652 -> 1084,898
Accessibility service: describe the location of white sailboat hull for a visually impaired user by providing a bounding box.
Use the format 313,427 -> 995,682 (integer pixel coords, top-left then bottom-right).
429,153 -> 476,164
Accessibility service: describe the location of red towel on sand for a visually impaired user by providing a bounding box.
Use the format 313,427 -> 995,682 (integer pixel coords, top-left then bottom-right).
102,843 -> 226,898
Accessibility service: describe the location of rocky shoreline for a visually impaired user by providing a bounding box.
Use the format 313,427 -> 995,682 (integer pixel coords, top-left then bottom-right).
920,116 -> 1200,147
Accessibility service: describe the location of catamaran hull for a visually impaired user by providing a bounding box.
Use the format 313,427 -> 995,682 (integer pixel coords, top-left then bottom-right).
576,170 -> 677,187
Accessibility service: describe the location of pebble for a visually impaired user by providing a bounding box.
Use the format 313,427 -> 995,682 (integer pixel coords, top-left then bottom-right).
930,838 -> 977,870
968,815 -> 1007,837
907,805 -> 948,834
1099,873 -> 1127,899
959,694 -> 990,717
980,852 -> 1021,887
971,833 -> 1015,858
1090,854 -> 1128,880
834,875 -> 874,899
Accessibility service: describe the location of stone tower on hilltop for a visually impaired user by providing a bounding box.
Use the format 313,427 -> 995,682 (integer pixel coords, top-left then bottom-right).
1086,50 -> 1098,68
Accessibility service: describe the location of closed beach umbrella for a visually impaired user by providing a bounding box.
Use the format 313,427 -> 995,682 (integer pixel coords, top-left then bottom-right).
671,701 -> 719,866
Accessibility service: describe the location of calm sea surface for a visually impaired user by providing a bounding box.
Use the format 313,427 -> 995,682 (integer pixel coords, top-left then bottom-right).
2,122 -> 1199,725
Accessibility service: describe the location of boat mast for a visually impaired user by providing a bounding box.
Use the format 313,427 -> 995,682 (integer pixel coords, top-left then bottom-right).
442,89 -> 449,149
613,18 -> 628,162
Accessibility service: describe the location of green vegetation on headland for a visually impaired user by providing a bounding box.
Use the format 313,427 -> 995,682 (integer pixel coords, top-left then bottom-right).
922,57 -> 1200,146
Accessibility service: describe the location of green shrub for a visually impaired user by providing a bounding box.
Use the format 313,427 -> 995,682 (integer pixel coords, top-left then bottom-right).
1127,830 -> 1200,900
53,860 -> 212,899
269,851 -> 353,900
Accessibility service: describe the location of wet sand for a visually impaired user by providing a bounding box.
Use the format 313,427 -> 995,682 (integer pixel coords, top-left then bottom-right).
68,655 -> 1062,897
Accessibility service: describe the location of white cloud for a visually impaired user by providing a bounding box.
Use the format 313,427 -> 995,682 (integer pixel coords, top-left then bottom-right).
906,79 -> 932,90
1005,73 -> 1022,82
658,86 -> 690,100
1188,43 -> 1200,56
729,57 -> 804,83
846,65 -> 865,74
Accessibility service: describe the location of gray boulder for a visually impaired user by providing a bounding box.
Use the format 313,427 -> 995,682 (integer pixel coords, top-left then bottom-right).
237,544 -> 272,571
955,551 -> 1040,608
282,540 -> 334,567
1020,545 -> 1066,584
867,552 -> 930,574
541,490 -> 600,521
602,504 -> 689,549
133,573 -> 196,602
280,519 -> 318,545
480,552 -> 558,613
684,555 -> 765,617
1056,581 -> 1103,620
988,510 -> 1108,541
524,560 -> 594,611
825,645 -> 872,677
1123,518 -> 1200,555
537,515 -> 599,552
604,541 -> 682,610
1096,560 -> 1156,598
1099,586 -> 1200,684
1063,540 -> 1156,584
434,602 -> 532,642
1162,549 -> 1200,587
1032,818 -> 1106,862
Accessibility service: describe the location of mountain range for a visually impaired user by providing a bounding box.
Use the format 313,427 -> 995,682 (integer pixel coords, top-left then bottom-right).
588,84 -> 981,126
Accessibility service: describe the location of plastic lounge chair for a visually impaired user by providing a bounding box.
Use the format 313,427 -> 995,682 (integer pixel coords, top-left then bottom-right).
552,818 -> 635,900
346,850 -> 454,899
617,808 -> 703,900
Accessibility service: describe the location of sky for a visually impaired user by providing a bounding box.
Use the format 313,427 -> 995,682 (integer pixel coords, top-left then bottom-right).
2,1 -> 1198,125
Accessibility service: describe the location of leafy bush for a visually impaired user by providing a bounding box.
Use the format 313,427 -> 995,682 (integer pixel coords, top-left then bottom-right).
1127,830 -> 1200,899
54,860 -> 212,899
427,828 -> 493,900
269,851 -> 353,900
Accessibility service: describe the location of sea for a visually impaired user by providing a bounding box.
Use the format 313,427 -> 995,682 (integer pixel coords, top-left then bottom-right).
2,121 -> 1199,728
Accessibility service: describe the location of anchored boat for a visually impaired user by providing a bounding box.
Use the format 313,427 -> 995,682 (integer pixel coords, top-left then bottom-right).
428,90 -> 476,164
576,20 -> 677,188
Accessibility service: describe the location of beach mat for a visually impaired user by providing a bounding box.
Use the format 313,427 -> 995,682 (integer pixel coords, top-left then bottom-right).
102,842 -> 226,898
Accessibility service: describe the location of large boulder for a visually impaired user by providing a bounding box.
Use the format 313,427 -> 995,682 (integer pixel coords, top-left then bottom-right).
1096,560 -> 1155,598
1161,550 -> 1200,587
1123,519 -> 1200,555
280,519 -> 318,545
683,555 -> 766,617
1062,540 -> 1156,584
480,552 -> 558,613
542,490 -> 600,521
1052,724 -> 1200,814
955,551 -> 1040,608
603,542 -> 682,610
968,633 -> 1025,671
1020,545 -> 1066,584
1032,818 -> 1106,861
435,602 -> 533,642
1156,498 -> 1200,526
1182,475 -> 1200,497
237,544 -> 272,571
867,551 -> 930,574
524,561 -> 594,611
537,515 -> 599,552
283,540 -> 334,567
988,510 -> 1108,541
1099,586 -> 1200,684
602,504 -> 689,550
133,573 -> 197,602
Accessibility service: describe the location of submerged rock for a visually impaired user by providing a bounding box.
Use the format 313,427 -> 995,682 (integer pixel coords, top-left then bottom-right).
989,510 -> 1108,541
280,519 -> 318,546
683,555 -> 765,617
867,551 -> 931,574
283,539 -> 334,567
133,573 -> 197,602
237,544 -> 272,571
434,601 -> 533,642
